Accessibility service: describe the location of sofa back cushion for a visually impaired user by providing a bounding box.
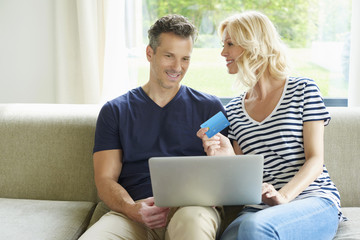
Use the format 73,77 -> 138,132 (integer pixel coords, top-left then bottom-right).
1,105 -> 359,207
325,107 -> 360,207
0,104 -> 100,202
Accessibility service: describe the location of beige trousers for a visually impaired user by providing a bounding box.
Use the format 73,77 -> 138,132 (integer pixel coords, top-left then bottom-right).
79,206 -> 222,240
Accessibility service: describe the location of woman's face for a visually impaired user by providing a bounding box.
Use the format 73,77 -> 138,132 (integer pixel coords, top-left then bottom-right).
221,28 -> 244,74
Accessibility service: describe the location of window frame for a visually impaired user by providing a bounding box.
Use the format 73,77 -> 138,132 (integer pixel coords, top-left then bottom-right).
219,97 -> 348,107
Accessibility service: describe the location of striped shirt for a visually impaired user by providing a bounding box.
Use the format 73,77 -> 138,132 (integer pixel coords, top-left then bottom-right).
226,77 -> 343,220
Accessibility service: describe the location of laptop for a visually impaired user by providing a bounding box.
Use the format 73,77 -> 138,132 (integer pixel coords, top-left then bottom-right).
149,155 -> 264,207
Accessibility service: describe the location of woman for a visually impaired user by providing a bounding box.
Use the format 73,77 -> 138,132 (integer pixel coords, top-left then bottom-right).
197,11 -> 343,239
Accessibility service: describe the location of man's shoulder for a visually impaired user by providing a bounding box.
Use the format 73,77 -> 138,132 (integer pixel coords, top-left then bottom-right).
98,88 -> 143,118
182,85 -> 221,103
104,87 -> 142,107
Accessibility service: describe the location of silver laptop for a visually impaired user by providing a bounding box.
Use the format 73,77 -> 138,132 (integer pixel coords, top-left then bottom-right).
149,155 -> 264,207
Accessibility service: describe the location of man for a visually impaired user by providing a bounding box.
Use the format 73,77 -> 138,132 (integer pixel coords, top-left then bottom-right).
79,14 -> 226,240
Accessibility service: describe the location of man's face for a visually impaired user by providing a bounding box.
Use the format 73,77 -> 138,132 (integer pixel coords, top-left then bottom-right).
147,32 -> 193,90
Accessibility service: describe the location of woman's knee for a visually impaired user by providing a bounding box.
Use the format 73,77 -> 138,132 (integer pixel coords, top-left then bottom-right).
236,213 -> 276,240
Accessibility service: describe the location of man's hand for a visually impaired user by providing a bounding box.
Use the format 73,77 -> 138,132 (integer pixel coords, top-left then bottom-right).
131,197 -> 170,229
261,183 -> 289,206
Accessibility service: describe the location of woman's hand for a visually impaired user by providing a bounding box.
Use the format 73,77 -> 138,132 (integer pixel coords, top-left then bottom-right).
196,128 -> 235,156
261,183 -> 289,206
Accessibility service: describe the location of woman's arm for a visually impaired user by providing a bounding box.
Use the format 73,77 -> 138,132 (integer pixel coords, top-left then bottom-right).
262,120 -> 325,205
232,140 -> 243,155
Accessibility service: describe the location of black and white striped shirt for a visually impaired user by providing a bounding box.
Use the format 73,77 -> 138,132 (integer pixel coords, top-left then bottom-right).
226,76 -> 342,220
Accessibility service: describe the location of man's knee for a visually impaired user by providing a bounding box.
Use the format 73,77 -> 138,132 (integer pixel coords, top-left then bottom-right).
79,211 -> 150,240
166,206 -> 219,240
173,206 -> 218,225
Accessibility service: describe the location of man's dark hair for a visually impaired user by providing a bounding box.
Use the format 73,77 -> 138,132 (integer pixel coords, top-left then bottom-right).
148,14 -> 197,52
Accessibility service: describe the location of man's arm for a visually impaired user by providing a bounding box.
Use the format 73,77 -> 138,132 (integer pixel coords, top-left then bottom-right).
93,150 -> 170,229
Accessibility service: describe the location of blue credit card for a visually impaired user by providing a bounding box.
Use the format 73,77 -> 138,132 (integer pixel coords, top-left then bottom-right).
200,111 -> 230,139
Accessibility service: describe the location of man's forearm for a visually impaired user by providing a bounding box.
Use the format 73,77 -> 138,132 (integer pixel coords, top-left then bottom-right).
96,178 -> 140,219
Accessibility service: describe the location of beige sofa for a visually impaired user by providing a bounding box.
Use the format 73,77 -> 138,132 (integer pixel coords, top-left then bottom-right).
0,104 -> 359,239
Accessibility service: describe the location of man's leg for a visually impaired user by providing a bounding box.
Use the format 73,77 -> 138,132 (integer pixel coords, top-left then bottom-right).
165,206 -> 222,240
79,211 -> 165,240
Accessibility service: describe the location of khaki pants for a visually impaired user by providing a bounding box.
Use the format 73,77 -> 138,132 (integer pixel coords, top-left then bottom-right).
79,206 -> 222,240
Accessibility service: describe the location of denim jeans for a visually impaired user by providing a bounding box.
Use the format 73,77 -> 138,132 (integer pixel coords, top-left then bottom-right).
220,197 -> 339,240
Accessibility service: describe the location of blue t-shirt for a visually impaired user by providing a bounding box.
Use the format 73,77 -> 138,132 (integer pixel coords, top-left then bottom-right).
94,85 -> 227,201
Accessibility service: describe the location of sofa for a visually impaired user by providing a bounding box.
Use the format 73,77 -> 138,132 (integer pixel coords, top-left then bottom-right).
0,104 -> 359,239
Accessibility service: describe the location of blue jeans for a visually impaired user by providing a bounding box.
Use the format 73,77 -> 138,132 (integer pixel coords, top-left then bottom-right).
220,197 -> 339,240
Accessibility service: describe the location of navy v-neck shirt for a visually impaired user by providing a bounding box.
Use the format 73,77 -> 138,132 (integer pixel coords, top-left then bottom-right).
94,85 -> 227,200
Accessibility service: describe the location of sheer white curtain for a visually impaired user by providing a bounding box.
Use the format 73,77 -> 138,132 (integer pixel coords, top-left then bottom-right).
348,0 -> 360,107
101,0 -> 136,102
54,0 -> 137,104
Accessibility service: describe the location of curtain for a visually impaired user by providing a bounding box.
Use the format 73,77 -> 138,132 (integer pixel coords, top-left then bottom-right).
101,0 -> 135,103
54,0 -> 137,104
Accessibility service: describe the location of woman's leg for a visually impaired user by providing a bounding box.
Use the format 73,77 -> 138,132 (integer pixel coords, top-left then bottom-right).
221,197 -> 339,240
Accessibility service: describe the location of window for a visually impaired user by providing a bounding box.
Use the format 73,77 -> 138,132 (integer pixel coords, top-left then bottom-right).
132,0 -> 352,106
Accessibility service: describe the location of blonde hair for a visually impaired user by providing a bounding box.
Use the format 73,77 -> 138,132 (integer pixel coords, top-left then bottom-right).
219,11 -> 290,89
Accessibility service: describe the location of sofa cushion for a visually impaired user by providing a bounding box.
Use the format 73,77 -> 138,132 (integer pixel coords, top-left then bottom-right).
334,207 -> 360,239
87,201 -> 111,229
325,107 -> 360,208
0,104 -> 100,202
0,198 -> 95,240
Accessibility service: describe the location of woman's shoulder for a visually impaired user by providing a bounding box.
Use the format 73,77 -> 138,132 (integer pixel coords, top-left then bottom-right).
288,76 -> 317,87
225,93 -> 246,110
286,77 -> 322,95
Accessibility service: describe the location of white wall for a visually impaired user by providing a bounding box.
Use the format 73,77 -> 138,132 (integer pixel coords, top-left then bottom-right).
348,0 -> 360,107
0,0 -> 55,103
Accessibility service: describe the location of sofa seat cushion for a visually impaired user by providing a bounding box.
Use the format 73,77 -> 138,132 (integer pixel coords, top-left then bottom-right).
0,198 -> 96,240
87,201 -> 110,229
334,207 -> 360,239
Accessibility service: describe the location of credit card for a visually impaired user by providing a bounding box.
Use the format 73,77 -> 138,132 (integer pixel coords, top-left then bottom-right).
200,111 -> 230,139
